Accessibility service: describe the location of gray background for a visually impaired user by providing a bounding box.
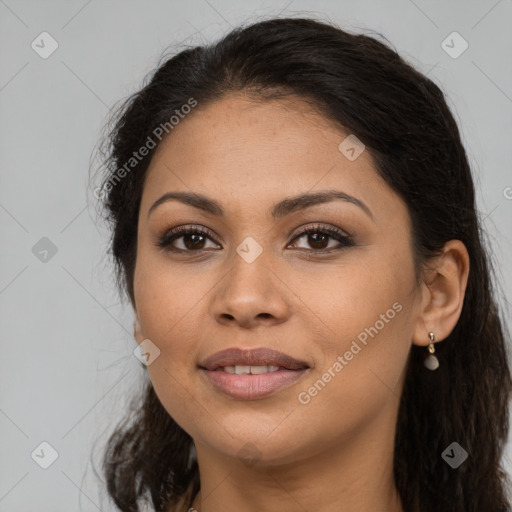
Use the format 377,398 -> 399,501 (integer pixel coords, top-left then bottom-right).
1,0 -> 511,510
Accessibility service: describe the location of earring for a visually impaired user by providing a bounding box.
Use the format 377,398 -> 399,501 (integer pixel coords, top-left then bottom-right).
424,332 -> 439,370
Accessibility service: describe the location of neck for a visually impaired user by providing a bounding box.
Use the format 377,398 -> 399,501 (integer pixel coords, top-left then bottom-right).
186,405 -> 404,512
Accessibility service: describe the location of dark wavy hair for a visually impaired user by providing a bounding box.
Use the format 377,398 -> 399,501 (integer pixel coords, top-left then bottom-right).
93,16 -> 512,512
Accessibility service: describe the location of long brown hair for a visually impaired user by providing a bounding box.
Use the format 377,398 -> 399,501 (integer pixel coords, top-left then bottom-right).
93,17 -> 512,512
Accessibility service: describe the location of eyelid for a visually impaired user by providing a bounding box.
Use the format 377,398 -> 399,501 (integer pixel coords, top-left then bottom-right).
290,222 -> 354,240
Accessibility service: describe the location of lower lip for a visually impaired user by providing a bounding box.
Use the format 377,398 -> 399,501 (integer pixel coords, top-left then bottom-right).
199,368 -> 308,400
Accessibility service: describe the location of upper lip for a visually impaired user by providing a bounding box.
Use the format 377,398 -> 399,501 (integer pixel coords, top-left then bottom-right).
199,348 -> 310,371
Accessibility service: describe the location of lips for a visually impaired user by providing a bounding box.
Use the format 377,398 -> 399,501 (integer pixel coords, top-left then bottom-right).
198,347 -> 310,371
198,348 -> 311,400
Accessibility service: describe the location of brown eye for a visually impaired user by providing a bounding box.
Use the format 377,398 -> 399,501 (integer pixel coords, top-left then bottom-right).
156,226 -> 220,252
288,224 -> 354,252
155,223 -> 355,254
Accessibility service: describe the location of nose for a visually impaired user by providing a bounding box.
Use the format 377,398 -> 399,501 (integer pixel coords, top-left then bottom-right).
210,246 -> 290,329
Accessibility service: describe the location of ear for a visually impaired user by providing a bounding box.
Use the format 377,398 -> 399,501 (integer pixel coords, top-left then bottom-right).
133,312 -> 144,344
412,239 -> 470,346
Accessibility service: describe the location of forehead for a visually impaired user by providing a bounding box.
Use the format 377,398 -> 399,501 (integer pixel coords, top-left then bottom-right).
141,93 -> 398,220
150,94 -> 345,167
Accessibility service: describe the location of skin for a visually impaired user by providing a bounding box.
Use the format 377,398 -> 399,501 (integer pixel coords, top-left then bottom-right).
132,93 -> 470,512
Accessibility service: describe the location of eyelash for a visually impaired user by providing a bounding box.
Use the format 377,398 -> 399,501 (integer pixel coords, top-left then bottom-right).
155,223 -> 355,254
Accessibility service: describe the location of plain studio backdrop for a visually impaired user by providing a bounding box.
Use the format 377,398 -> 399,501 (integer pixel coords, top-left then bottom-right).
1,1 -> 511,510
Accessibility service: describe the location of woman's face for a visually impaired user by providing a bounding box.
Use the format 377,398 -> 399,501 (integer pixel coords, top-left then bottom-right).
133,94 -> 423,466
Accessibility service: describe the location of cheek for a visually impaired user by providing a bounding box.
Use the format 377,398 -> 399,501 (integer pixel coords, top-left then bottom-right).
294,243 -> 416,407
299,242 -> 414,341
133,242 -> 212,340
134,269 -> 201,367
133,249 -> 216,433
134,290 -> 205,437
147,367 -> 214,447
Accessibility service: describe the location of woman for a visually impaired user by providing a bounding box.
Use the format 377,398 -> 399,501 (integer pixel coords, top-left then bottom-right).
94,17 -> 511,512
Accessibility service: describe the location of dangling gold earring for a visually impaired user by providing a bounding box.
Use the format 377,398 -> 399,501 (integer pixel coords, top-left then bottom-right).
424,332 -> 439,370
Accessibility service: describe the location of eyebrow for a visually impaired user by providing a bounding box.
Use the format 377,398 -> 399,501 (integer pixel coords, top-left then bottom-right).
147,189 -> 373,220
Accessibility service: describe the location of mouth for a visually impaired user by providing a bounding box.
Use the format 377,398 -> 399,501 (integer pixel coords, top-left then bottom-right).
212,364 -> 284,374
198,347 -> 310,371
198,347 -> 310,400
